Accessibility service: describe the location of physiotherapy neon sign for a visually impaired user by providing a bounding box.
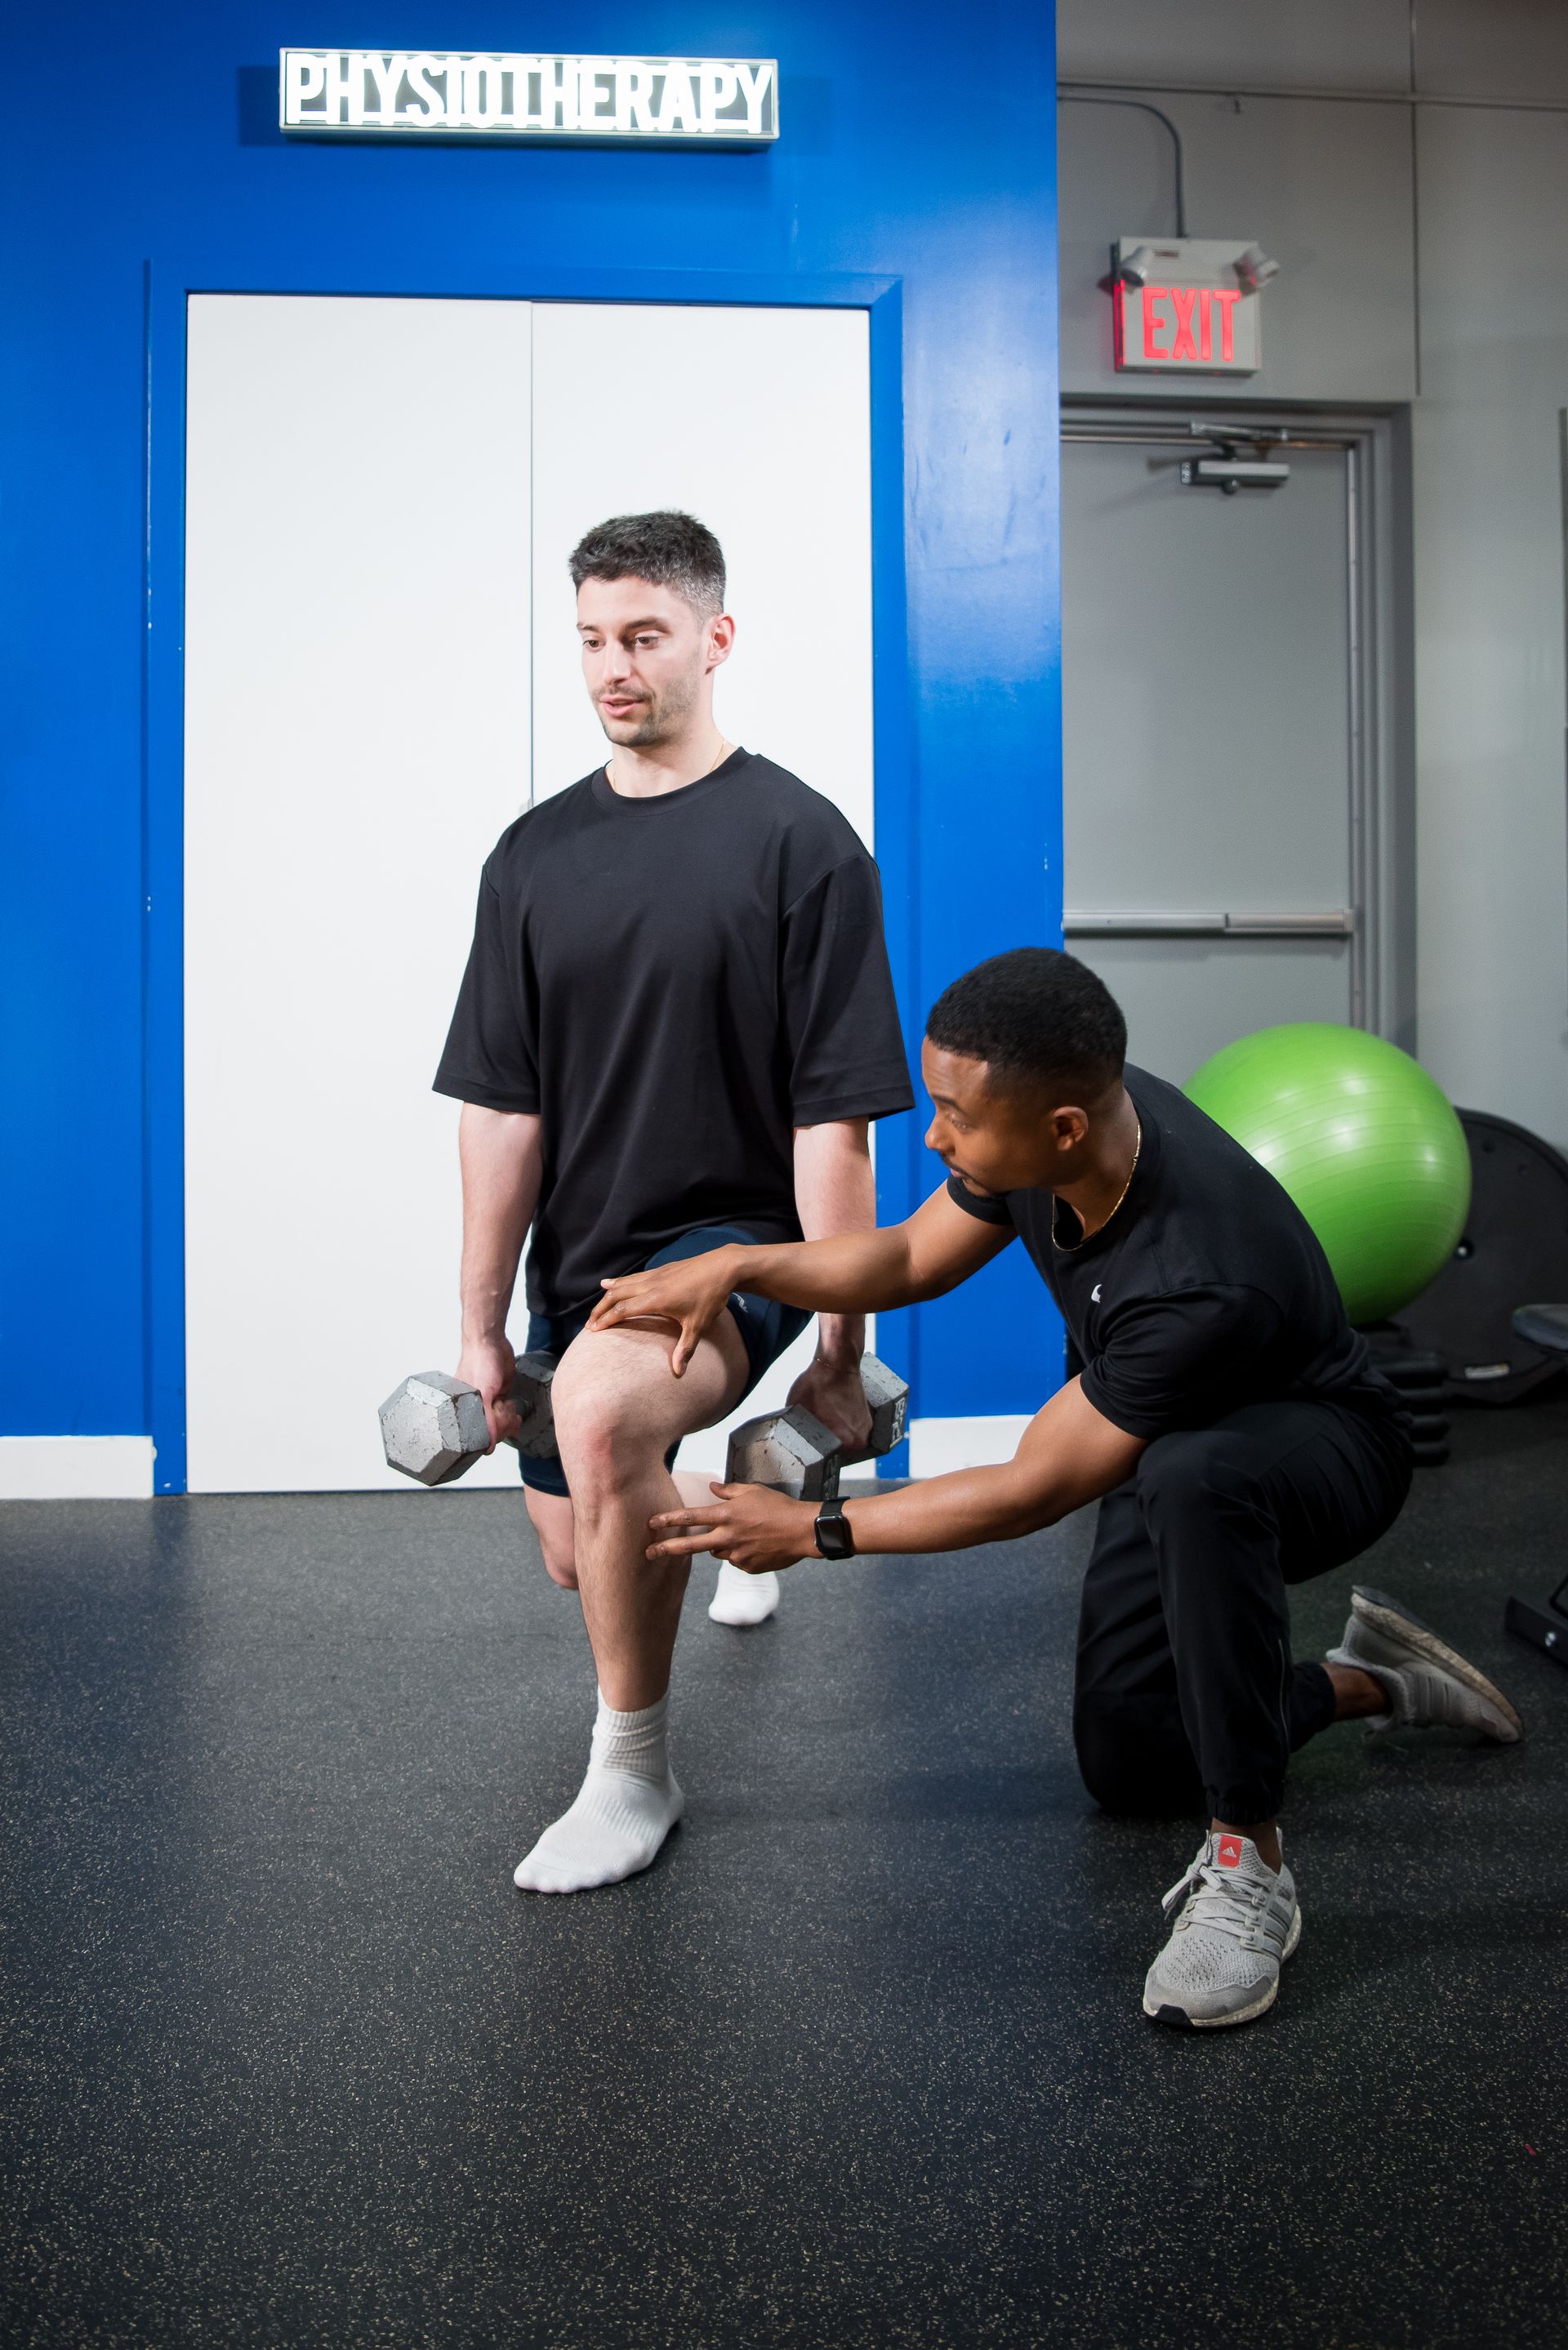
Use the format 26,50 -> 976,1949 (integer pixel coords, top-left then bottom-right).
278,49 -> 779,145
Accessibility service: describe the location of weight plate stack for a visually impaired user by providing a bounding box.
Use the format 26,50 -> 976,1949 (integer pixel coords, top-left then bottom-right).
1356,1327 -> 1450,1467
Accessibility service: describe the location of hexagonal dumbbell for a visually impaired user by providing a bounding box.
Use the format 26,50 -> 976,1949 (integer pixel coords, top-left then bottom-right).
724,1353 -> 909,1499
724,1402 -> 843,1501
378,1352 -> 559,1487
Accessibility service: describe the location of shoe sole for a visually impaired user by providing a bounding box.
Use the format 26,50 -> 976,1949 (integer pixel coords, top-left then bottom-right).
1143,1902 -> 1302,2030
1351,1585 -> 1525,1741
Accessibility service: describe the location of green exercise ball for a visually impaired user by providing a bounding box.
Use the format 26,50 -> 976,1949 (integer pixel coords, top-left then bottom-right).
1185,1022 -> 1472,1326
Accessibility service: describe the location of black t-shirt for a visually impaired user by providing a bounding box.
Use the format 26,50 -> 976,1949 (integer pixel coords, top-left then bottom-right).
434,750 -> 913,1317
947,1064 -> 1400,1439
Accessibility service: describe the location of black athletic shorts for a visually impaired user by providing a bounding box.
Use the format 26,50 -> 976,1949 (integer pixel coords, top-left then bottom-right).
516,1223 -> 813,1500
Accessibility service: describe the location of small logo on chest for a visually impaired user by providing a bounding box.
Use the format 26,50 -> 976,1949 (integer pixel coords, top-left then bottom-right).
1091,1283 -> 1102,1303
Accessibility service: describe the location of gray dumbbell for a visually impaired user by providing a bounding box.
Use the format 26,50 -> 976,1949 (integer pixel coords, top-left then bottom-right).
724,1353 -> 909,1501
378,1352 -> 559,1487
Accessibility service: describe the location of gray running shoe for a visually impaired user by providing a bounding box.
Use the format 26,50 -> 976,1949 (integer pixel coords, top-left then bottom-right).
1143,1831 -> 1301,2030
1328,1585 -> 1523,1743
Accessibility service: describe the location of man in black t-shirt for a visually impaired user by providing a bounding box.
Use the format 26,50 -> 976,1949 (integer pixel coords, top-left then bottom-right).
434,511 -> 912,1896
592,948 -> 1523,2030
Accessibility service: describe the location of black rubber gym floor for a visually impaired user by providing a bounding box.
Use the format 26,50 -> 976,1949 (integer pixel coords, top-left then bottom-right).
3,1398 -> 1566,2350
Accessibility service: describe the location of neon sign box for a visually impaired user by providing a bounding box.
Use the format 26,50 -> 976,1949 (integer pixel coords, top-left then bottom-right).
279,49 -> 778,144
1111,238 -> 1263,376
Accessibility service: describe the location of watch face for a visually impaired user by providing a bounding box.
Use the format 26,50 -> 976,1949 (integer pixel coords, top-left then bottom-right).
816,1507 -> 854,1560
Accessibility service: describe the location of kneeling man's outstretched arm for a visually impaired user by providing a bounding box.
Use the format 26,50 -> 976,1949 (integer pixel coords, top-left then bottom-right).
645,1377 -> 1147,1575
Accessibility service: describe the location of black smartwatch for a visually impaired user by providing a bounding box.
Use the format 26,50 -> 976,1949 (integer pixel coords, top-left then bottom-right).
813,1496 -> 856,1561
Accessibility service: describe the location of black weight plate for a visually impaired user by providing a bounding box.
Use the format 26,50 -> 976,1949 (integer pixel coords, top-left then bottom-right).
1399,1110 -> 1568,1407
1356,1330 -> 1447,1389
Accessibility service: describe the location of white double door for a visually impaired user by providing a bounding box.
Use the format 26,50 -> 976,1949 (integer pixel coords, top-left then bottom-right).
184,295 -> 873,1491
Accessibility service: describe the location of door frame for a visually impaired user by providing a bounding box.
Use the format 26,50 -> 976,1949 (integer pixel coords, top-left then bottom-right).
1059,397 -> 1414,1048
145,262 -> 910,1492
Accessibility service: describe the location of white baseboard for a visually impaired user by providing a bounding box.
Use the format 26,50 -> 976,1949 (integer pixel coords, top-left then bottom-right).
0,1437 -> 156,1501
0,1425 -> 1030,1496
906,1416 -> 1032,1475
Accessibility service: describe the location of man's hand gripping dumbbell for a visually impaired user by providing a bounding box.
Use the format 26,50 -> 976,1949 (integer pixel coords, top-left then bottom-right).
379,1351 -> 559,1487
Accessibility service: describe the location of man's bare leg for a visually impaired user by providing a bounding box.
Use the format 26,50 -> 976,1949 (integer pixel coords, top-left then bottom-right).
525,1488 -> 579,1590
529,1472 -> 772,1621
528,1474 -> 736,1621
512,1315 -> 747,1893
556,1318 -> 747,1706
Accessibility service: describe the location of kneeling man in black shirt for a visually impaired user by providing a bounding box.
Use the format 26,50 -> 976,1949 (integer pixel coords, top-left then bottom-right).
434,511 -> 912,1894
592,948 -> 1523,2027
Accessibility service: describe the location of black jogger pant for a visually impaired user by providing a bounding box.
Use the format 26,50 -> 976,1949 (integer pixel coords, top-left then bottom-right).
1072,1397 -> 1414,1826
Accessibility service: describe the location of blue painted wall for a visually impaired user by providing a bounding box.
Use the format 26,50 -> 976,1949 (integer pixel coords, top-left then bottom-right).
1,2 -> 1061,1474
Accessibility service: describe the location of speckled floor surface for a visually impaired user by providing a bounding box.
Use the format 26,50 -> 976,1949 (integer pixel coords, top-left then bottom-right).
2,1402 -> 1566,2350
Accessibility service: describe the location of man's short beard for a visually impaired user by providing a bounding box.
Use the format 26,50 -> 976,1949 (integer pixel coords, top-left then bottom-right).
599,662 -> 701,747
605,703 -> 666,747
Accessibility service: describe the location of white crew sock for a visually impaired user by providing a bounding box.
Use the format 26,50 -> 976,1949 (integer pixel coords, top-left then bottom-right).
708,1559 -> 781,1628
513,1691 -> 683,1894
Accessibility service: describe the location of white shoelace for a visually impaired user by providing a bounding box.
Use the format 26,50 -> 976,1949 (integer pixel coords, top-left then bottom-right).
1160,1849 -> 1280,1946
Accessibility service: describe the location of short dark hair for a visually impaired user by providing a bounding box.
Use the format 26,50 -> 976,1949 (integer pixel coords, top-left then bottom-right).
925,947 -> 1127,1100
568,511 -> 726,616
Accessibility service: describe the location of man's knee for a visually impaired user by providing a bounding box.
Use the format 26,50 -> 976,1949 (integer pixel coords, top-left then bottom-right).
1136,1428 -> 1265,1527
550,1340 -> 675,1499
552,1389 -> 639,1496
1073,1695 -> 1204,1819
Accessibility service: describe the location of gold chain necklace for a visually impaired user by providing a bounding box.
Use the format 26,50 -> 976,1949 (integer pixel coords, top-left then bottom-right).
1055,1114 -> 1143,1251
606,734 -> 732,796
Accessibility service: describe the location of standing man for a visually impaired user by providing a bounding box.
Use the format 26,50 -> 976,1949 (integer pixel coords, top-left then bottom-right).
593,948 -> 1523,2027
434,511 -> 912,1894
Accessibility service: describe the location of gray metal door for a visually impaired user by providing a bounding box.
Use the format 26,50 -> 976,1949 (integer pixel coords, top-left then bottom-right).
1061,417 -> 1375,1084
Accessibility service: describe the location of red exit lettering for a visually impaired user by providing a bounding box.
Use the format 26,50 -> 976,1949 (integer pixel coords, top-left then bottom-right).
1134,284 -> 1243,367
1212,287 -> 1240,361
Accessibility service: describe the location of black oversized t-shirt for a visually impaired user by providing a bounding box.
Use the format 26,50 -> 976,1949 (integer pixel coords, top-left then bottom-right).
434,750 -> 913,1318
947,1065 -> 1401,1438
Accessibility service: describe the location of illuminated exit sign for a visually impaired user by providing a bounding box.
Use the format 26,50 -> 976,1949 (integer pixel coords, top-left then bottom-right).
279,49 -> 778,144
1111,238 -> 1266,376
